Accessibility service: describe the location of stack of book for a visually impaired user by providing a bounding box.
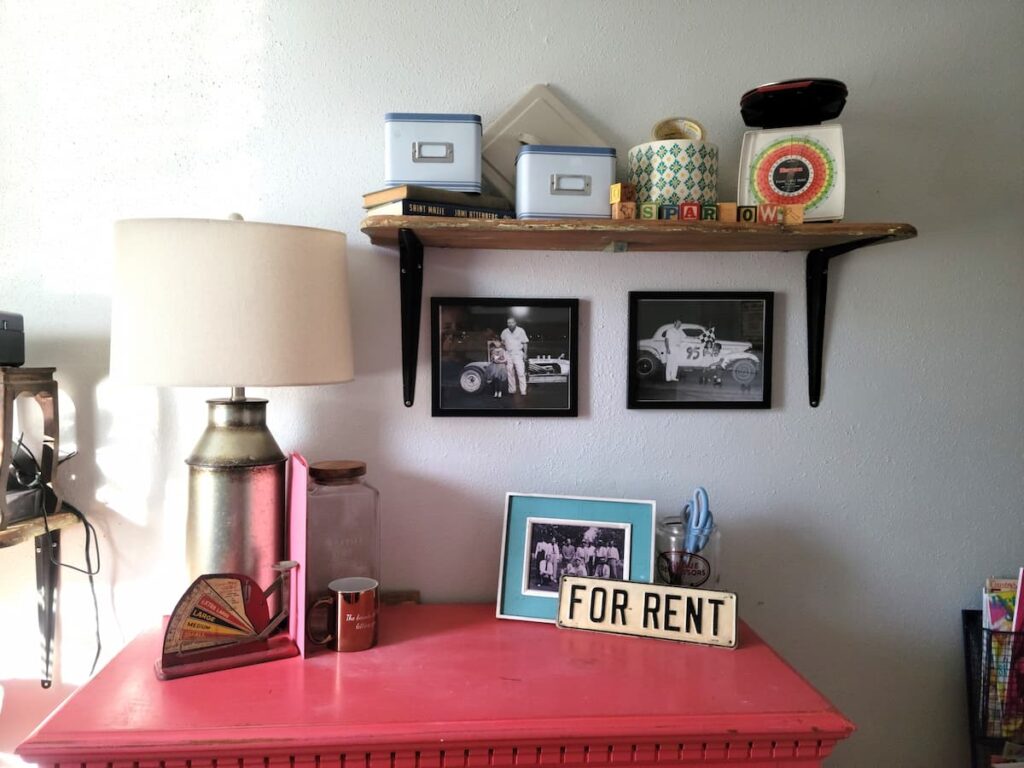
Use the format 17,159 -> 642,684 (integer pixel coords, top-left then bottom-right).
362,185 -> 515,220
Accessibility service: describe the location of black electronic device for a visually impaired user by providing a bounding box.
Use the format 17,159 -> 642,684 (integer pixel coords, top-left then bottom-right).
740,78 -> 848,128
0,312 -> 25,367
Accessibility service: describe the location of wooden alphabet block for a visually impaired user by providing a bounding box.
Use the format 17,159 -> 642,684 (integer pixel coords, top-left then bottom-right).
680,202 -> 701,221
782,203 -> 805,225
757,203 -> 782,224
700,204 -> 718,221
611,201 -> 636,220
639,201 -> 659,220
658,204 -> 679,220
738,205 -> 758,223
609,183 -> 637,204
717,202 -> 737,222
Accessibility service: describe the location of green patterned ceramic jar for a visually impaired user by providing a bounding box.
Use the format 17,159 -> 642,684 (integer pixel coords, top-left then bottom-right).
628,122 -> 719,205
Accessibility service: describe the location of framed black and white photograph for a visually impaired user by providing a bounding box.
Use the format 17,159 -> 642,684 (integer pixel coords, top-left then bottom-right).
522,518 -> 631,597
628,291 -> 773,409
497,493 -> 656,623
431,297 -> 578,417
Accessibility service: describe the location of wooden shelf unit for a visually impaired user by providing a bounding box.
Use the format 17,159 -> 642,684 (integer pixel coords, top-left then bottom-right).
360,216 -> 918,408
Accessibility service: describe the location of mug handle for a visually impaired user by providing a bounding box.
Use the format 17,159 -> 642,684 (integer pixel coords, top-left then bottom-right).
306,596 -> 335,645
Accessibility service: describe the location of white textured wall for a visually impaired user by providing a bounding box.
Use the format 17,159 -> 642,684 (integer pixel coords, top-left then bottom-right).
1,1 -> 1022,765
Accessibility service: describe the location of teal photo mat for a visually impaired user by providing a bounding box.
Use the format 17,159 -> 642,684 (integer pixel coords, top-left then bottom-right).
500,495 -> 655,621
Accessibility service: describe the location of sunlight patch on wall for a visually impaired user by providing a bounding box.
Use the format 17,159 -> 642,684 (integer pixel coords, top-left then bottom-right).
0,554 -> 37,681
93,378 -> 161,526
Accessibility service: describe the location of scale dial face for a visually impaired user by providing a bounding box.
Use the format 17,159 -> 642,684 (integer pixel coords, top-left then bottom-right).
748,136 -> 835,211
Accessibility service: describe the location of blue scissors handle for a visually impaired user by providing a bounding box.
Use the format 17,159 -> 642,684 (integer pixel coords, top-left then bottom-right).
684,486 -> 713,555
690,487 -> 709,529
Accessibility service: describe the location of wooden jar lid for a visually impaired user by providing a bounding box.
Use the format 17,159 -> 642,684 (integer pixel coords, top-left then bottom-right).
310,460 -> 366,480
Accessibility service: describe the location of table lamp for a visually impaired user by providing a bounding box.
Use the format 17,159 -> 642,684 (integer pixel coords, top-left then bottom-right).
110,216 -> 354,589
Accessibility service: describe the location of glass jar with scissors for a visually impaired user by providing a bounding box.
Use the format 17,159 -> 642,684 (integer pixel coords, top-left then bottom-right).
656,486 -> 721,589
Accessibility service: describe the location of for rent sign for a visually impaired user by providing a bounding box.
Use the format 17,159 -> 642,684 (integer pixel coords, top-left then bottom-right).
556,576 -> 737,649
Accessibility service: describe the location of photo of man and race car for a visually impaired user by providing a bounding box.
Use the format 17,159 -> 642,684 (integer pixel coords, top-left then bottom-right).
628,292 -> 774,409
431,298 -> 579,416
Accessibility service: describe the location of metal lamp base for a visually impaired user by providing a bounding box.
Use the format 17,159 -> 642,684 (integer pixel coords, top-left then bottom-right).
185,398 -> 285,592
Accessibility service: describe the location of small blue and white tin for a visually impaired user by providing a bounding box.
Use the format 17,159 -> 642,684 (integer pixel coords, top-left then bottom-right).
384,113 -> 482,193
515,145 -> 616,220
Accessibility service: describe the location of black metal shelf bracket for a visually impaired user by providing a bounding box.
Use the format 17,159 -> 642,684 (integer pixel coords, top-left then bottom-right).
399,228 -> 424,407
35,528 -> 59,688
806,237 -> 889,407
395,226 -> 900,409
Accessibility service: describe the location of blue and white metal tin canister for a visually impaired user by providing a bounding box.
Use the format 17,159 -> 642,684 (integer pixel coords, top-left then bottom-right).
384,113 -> 482,193
515,145 -> 616,220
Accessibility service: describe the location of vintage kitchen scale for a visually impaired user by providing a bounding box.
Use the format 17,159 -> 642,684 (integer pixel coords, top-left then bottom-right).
737,78 -> 848,222
156,560 -> 299,680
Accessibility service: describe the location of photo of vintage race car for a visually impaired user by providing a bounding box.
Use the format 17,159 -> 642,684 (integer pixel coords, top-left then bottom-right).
635,323 -> 760,386
458,354 -> 571,394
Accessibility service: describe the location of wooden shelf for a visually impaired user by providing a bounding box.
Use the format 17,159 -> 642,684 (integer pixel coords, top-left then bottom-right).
361,216 -> 918,409
361,215 -> 916,253
0,511 -> 79,549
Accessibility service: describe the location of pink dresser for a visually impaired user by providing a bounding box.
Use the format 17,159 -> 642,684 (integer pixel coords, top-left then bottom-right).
19,603 -> 853,767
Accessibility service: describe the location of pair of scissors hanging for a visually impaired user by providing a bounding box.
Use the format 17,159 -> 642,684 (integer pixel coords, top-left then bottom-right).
683,486 -> 714,556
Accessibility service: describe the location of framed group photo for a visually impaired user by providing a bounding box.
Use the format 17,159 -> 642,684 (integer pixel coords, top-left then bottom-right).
431,297 -> 579,417
628,291 -> 774,409
497,493 -> 656,623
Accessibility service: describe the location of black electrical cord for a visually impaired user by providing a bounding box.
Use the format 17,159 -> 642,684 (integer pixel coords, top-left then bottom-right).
11,435 -> 102,675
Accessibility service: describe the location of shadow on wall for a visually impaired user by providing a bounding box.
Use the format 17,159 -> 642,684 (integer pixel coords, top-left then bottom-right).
19,336 -> 192,667
0,341 -> 106,752
378,471 -> 502,603
1,336 -> 204,752
232,368 -> 505,602
728,515 -> 969,766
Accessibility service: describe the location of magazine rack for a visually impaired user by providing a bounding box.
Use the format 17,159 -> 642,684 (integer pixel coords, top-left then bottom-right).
962,609 -> 1024,767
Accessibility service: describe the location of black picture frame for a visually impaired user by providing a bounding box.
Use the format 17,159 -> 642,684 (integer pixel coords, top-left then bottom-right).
627,291 -> 774,409
431,297 -> 579,417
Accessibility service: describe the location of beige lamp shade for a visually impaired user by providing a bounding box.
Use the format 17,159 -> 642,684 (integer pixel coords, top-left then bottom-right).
110,218 -> 354,387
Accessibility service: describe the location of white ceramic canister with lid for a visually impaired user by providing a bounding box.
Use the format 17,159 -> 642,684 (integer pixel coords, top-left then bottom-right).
627,117 -> 719,206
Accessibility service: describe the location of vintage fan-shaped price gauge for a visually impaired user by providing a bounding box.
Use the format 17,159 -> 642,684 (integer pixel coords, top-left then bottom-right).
156,563 -> 299,680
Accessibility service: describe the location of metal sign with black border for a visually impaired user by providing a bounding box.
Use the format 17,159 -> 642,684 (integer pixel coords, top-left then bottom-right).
556,576 -> 738,649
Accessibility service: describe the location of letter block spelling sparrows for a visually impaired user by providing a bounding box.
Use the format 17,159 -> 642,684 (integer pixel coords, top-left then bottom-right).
680,203 -> 701,221
757,204 -> 782,224
609,183 -> 637,204
782,204 -> 805,225
611,201 -> 637,219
